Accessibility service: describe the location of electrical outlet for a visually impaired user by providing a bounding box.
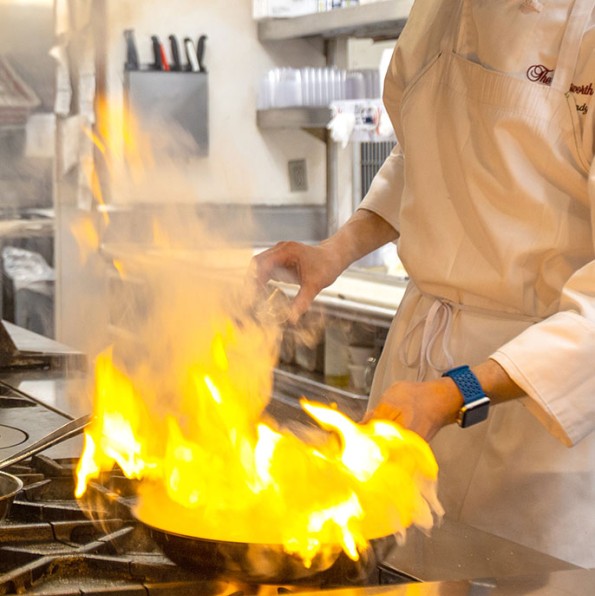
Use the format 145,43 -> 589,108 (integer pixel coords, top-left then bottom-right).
288,159 -> 308,192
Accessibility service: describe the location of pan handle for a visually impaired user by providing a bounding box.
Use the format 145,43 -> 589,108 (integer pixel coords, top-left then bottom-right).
0,414 -> 92,471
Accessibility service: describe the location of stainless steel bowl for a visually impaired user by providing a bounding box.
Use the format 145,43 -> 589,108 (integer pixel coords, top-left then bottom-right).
0,470 -> 23,523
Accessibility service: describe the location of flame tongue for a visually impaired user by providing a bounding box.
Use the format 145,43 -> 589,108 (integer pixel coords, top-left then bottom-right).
77,348 -> 442,566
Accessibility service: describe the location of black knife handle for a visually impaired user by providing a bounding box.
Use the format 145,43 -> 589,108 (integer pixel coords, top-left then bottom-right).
196,34 -> 208,73
169,35 -> 181,71
124,29 -> 139,71
151,35 -> 163,70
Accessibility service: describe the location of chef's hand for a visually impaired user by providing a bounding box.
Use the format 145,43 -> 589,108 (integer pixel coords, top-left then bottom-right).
363,378 -> 462,441
250,241 -> 345,324
251,210 -> 399,324
363,360 -> 525,441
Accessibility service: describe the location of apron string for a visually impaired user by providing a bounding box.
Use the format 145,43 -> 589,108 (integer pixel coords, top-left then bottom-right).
399,292 -> 543,381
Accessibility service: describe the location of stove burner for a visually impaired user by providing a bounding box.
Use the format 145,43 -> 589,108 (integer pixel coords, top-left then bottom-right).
0,424 -> 27,451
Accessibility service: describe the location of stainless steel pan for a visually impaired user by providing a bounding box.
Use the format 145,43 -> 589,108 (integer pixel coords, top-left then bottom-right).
0,471 -> 22,522
138,516 -> 396,584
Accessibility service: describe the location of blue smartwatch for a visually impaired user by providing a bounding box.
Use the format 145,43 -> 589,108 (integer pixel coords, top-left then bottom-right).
442,365 -> 490,428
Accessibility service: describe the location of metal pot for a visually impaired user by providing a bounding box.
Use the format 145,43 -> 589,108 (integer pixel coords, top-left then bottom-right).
140,518 -> 395,585
0,471 -> 22,523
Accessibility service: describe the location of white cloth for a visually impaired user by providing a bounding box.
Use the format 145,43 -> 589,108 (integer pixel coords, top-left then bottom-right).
360,0 -> 595,567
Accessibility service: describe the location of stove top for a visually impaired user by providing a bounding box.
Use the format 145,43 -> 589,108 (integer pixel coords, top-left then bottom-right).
0,381 -> 77,464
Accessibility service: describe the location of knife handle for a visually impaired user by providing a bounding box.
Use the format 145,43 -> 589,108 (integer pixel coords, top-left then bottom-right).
184,37 -> 200,72
151,35 -> 163,70
169,35 -> 182,71
196,34 -> 208,73
124,29 -> 139,71
159,43 -> 170,71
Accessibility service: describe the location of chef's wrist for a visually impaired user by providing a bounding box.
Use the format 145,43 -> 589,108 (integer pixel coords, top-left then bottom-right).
471,359 -> 524,404
434,377 -> 465,425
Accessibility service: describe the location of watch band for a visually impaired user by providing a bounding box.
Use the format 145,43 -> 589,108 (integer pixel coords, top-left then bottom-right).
442,365 -> 490,427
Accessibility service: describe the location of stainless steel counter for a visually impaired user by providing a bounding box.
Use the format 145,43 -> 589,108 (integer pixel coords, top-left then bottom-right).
380,517 -> 578,583
0,209 -> 54,238
1,320 -> 86,371
294,568 -> 595,595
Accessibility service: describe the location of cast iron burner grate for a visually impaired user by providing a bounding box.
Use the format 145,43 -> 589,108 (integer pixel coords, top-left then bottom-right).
0,456 -> 406,595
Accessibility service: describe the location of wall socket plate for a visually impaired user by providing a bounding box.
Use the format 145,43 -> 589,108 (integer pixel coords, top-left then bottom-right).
288,159 -> 308,192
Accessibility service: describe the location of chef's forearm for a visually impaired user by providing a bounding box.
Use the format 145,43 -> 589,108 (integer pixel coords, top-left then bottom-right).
472,359 -> 525,404
320,208 -> 399,272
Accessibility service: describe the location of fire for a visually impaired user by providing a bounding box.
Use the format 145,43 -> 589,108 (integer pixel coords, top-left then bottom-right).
76,290 -> 442,567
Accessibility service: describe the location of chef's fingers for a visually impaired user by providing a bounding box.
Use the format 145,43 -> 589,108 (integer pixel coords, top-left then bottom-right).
288,283 -> 318,325
251,242 -> 303,285
361,404 -> 403,424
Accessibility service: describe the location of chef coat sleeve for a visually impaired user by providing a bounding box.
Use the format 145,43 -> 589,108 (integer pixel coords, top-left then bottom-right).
357,45 -> 405,233
491,159 -> 595,447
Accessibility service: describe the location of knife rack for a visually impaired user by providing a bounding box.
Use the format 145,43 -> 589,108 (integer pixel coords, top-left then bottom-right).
124,71 -> 209,156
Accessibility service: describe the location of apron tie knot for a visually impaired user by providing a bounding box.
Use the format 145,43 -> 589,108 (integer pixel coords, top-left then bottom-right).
400,297 -> 456,381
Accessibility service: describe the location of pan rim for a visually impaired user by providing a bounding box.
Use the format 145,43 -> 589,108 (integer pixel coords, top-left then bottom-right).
135,508 -> 391,550
0,470 -> 24,502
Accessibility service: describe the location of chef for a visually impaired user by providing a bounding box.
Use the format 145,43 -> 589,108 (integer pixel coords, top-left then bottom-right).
253,0 -> 595,568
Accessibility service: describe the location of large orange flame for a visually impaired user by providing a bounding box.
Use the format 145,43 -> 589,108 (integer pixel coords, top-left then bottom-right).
76,307 -> 442,566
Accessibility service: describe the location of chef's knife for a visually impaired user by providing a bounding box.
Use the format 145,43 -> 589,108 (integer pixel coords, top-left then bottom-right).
169,35 -> 182,71
184,37 -> 200,72
196,34 -> 208,73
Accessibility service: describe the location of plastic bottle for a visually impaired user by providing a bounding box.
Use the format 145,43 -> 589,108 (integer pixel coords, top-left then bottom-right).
324,318 -> 350,387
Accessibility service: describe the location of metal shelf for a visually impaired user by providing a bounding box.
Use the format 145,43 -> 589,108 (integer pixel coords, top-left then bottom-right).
257,0 -> 411,41
256,107 -> 332,131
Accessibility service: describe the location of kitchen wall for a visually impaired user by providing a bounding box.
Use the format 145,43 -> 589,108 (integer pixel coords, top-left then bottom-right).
54,1 -> 397,351
55,0 -> 334,351
99,0 -> 327,206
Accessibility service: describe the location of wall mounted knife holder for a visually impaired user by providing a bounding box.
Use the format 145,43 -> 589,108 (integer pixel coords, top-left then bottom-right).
124,70 -> 209,156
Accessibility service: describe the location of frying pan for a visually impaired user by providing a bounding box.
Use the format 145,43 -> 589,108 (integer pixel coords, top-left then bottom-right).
132,411 -> 398,584
0,414 -> 91,523
138,514 -> 396,584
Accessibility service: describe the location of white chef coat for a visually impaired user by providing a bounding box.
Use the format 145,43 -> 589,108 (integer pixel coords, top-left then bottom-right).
360,0 -> 595,567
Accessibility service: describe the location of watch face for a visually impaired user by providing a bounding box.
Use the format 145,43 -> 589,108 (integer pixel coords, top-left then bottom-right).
458,398 -> 490,428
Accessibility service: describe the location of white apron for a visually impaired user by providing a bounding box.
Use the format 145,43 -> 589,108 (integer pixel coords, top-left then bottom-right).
369,0 -> 595,567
